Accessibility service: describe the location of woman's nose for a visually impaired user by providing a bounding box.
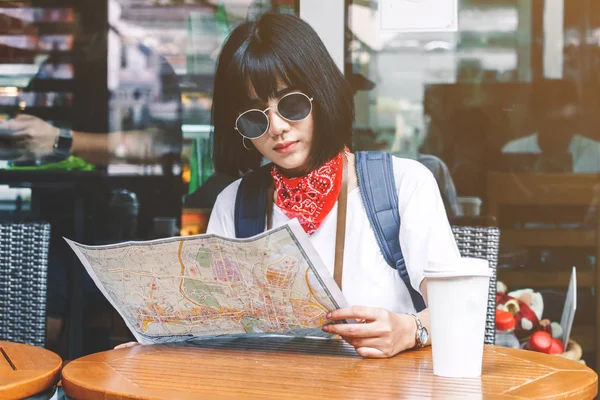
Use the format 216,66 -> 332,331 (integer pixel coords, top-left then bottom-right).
266,109 -> 291,137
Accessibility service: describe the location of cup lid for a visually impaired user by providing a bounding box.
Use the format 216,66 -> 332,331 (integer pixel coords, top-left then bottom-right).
424,258 -> 492,278
459,196 -> 482,205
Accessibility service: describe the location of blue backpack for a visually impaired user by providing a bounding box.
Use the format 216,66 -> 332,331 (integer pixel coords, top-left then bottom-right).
234,151 -> 426,312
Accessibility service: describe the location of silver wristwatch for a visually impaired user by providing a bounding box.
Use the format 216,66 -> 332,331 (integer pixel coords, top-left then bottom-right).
409,313 -> 429,348
53,128 -> 73,158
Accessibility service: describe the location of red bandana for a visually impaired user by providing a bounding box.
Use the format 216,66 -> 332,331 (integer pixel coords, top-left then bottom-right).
271,152 -> 344,235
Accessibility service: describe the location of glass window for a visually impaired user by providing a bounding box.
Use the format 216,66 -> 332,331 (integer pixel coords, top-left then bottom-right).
348,0 -> 599,369
0,6 -> 76,166
107,0 -> 297,234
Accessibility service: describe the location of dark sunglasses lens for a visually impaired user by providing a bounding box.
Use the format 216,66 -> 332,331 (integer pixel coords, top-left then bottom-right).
279,93 -> 311,121
237,111 -> 268,138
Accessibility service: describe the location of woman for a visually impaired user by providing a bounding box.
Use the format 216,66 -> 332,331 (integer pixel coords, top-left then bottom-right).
207,12 -> 459,358
119,12 -> 459,357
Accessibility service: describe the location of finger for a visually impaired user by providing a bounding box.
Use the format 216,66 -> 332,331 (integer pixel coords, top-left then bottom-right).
342,336 -> 382,348
6,119 -> 31,132
11,151 -> 35,163
328,306 -> 383,322
0,120 -> 10,134
114,342 -> 140,349
0,120 -> 17,134
1,137 -> 27,148
0,148 -> 24,160
7,131 -> 29,138
323,322 -> 381,338
8,134 -> 30,145
114,342 -> 141,349
355,347 -> 387,359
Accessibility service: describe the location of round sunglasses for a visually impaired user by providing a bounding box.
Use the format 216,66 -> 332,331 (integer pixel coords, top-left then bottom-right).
234,92 -> 314,139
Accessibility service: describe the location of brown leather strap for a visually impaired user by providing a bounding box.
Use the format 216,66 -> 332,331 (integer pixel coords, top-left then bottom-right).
333,155 -> 348,290
266,156 -> 349,290
266,184 -> 274,230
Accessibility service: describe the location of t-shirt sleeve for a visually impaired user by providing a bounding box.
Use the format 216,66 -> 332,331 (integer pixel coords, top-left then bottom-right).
394,159 -> 461,296
206,179 -> 241,238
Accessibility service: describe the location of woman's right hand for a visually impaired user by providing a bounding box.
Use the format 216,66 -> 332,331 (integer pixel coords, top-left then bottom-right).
114,341 -> 141,350
0,114 -> 59,159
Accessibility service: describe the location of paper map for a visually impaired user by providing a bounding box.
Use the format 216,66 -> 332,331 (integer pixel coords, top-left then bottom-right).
65,220 -> 348,344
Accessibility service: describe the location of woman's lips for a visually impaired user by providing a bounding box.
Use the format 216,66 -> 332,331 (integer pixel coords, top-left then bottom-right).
273,141 -> 299,154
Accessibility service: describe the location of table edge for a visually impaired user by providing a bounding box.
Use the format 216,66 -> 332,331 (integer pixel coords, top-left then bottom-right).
0,343 -> 62,399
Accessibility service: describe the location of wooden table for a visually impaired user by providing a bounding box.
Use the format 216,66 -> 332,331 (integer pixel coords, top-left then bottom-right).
62,337 -> 597,399
0,341 -> 62,399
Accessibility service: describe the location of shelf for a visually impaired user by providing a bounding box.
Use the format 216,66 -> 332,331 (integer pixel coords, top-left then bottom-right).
0,51 -> 72,65
0,22 -> 76,35
0,105 -> 72,120
20,79 -> 74,92
0,1 -> 75,7
501,229 -> 597,248
498,268 -> 595,289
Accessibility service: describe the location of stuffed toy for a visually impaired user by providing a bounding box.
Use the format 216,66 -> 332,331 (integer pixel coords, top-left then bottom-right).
496,282 -> 579,361
496,288 -> 543,341
496,285 -> 562,343
527,331 -> 565,354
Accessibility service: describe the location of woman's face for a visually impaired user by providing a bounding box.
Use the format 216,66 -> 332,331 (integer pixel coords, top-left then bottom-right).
245,84 -> 314,175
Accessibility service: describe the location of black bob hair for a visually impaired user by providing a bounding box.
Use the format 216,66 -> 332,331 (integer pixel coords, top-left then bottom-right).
211,12 -> 354,177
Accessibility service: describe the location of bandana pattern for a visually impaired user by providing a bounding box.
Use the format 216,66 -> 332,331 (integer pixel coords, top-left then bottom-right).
271,152 -> 344,235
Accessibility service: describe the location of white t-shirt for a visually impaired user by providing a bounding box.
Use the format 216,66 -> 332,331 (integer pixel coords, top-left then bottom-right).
502,133 -> 600,173
207,157 -> 461,314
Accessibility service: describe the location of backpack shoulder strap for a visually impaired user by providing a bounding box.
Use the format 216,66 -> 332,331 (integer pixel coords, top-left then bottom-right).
355,151 -> 426,312
234,164 -> 272,239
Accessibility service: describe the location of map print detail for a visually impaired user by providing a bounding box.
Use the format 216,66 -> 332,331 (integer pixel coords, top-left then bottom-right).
65,221 -> 347,344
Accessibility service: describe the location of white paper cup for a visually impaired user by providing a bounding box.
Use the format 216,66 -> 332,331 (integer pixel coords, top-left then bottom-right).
425,258 -> 491,378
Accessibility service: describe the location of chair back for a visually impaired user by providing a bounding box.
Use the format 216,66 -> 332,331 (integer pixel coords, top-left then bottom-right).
0,223 -> 51,347
451,224 -> 500,345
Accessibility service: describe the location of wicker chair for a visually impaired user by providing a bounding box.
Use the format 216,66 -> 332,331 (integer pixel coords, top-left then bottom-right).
0,223 -> 51,347
451,224 -> 500,345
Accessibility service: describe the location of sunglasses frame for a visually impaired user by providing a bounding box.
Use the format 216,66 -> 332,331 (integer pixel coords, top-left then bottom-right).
234,91 -> 314,140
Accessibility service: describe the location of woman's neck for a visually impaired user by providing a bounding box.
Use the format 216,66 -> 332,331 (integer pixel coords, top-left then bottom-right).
272,153 -> 358,203
275,164 -> 311,178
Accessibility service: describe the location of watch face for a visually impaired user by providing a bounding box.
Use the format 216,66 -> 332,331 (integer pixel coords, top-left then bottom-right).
54,130 -> 73,157
419,327 -> 429,345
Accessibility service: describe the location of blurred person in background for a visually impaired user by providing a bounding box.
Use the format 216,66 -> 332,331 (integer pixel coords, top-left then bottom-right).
446,106 -> 503,201
502,79 -> 600,173
0,0 -> 181,167
0,0 -> 182,353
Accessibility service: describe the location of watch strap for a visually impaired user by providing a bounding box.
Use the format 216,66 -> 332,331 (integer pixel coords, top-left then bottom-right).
53,128 -> 73,157
409,313 -> 426,348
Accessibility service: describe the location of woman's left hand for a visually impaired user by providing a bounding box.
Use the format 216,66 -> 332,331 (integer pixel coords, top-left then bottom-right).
322,306 -> 417,358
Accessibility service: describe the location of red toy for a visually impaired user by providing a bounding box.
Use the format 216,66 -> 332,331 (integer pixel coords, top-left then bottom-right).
496,292 -> 551,341
527,331 -> 565,354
